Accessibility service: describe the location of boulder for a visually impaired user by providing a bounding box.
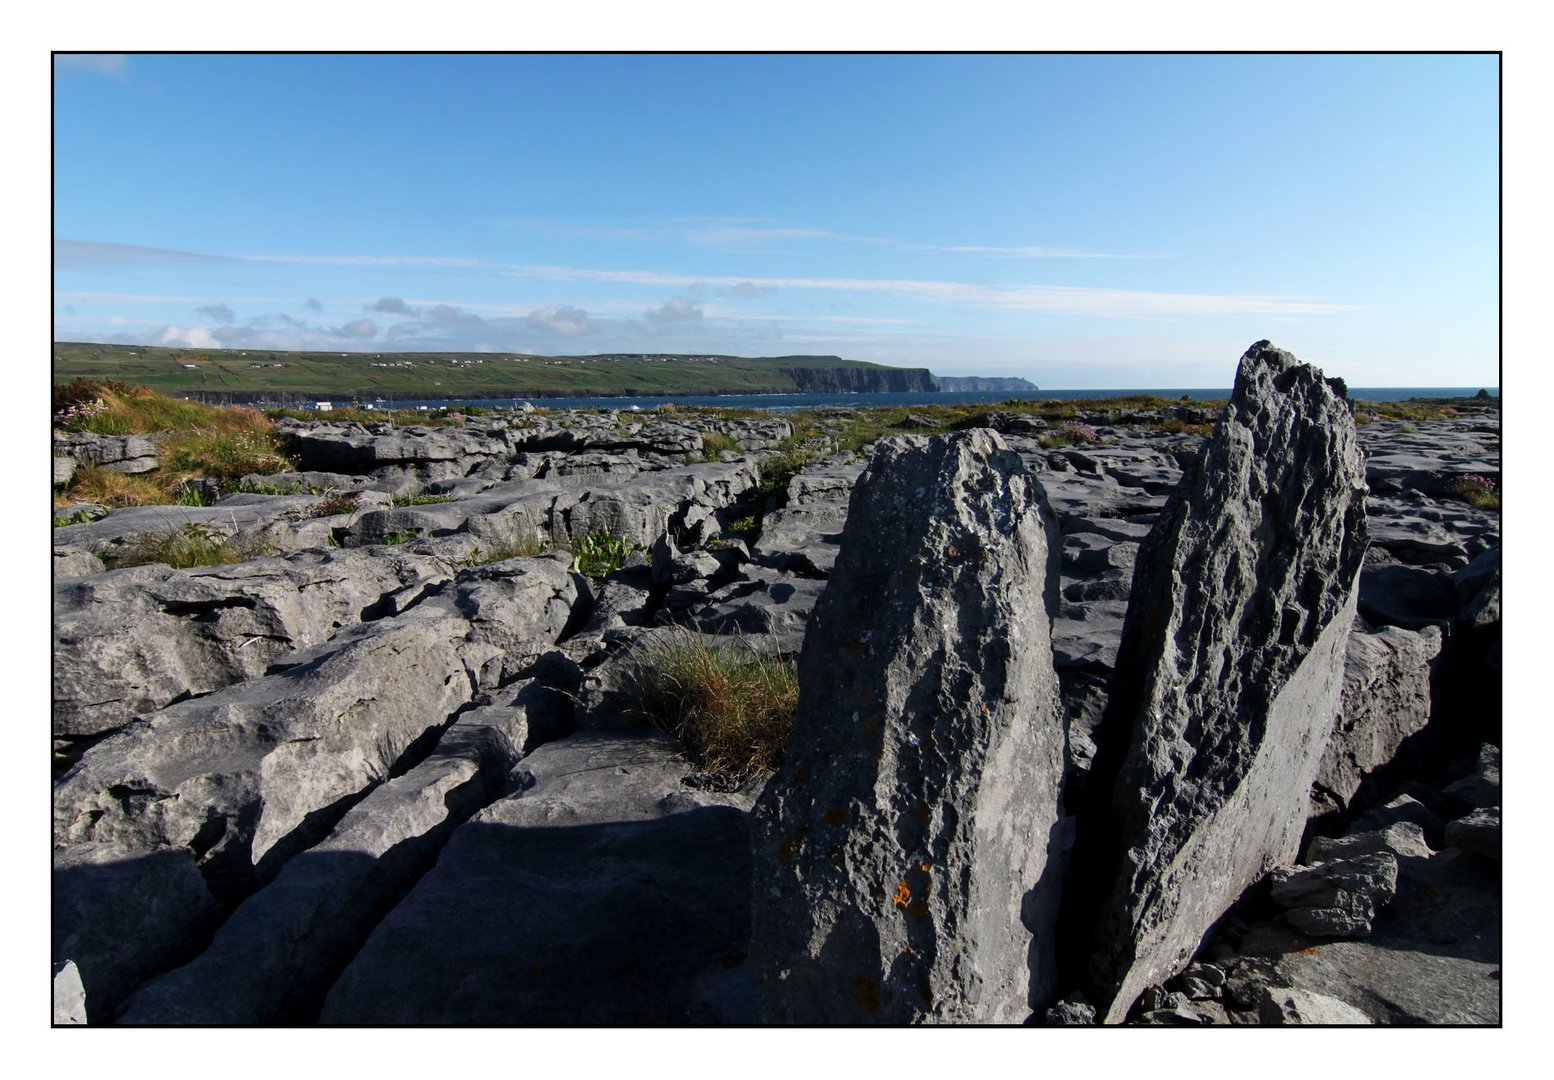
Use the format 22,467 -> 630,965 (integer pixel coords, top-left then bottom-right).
1310,621 -> 1442,817
1443,743 -> 1500,809
53,960 -> 88,1025
1269,853 -> 1399,938
319,731 -> 756,1024
1445,807 -> 1500,862
751,429 -> 1066,1023
1307,820 -> 1432,863
1043,994 -> 1096,1025
1454,547 -> 1501,629
1061,342 -> 1369,1023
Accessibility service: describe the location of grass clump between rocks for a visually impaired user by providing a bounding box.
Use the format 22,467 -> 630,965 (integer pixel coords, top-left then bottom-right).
466,531 -> 551,565
630,629 -> 798,786
700,431 -> 738,460
100,522 -> 274,570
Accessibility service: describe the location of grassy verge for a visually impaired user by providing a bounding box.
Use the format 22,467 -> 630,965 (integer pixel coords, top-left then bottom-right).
54,379 -> 296,507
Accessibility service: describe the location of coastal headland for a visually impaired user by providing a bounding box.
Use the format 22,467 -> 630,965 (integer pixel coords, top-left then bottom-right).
52,342 -> 1002,403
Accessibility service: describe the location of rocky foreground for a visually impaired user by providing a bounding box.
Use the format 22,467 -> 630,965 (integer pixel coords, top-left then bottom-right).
51,343 -> 1501,1025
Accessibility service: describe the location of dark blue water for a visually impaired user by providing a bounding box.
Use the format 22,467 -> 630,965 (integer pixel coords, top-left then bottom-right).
287,387 -> 1497,413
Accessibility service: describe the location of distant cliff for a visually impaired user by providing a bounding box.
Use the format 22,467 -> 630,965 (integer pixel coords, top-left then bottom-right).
781,365 -> 939,393
934,376 -> 1039,392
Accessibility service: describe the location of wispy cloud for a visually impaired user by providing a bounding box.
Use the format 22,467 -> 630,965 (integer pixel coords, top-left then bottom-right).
243,253 -> 484,268
506,218 -> 1150,259
55,239 -> 230,269
906,243 -> 1161,259
54,54 -> 128,78
501,264 -> 1362,318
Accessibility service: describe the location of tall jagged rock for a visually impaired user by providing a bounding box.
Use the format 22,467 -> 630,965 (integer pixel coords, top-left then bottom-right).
751,429 -> 1066,1024
1061,341 -> 1368,1023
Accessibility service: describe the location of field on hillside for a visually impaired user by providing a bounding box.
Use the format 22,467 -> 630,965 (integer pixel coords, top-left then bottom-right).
52,343 -> 896,401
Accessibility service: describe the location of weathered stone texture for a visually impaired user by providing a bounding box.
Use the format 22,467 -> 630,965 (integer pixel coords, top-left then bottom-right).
751,429 -> 1065,1024
1065,341 -> 1369,1022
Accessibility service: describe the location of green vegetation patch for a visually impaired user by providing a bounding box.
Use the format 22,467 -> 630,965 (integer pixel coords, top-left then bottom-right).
569,531 -> 638,578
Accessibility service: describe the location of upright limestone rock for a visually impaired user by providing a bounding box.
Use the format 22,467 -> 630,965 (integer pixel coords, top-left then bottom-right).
1063,341 -> 1368,1023
751,429 -> 1065,1024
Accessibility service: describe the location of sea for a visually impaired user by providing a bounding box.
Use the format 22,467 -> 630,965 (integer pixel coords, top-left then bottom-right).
294,387 -> 1499,413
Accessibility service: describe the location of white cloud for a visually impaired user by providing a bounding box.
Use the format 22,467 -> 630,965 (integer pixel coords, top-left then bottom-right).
644,297 -> 703,323
524,305 -> 590,335
337,318 -> 378,339
153,324 -> 221,348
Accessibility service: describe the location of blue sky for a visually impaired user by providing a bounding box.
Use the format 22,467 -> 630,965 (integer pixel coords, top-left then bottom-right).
53,53 -> 1499,388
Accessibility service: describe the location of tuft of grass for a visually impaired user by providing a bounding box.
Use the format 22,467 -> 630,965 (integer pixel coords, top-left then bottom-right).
700,431 -> 739,460
391,493 -> 453,507
380,529 -> 420,545
466,530 -> 551,565
100,522 -> 273,570
630,629 -> 798,786
61,463 -> 169,508
569,530 -> 637,578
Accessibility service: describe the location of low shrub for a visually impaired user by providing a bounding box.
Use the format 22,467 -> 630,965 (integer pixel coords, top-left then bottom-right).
757,448 -> 812,499
1061,419 -> 1099,444
630,629 -> 798,786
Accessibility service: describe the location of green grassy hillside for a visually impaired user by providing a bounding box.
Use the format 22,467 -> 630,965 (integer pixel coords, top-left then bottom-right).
52,342 -> 930,401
